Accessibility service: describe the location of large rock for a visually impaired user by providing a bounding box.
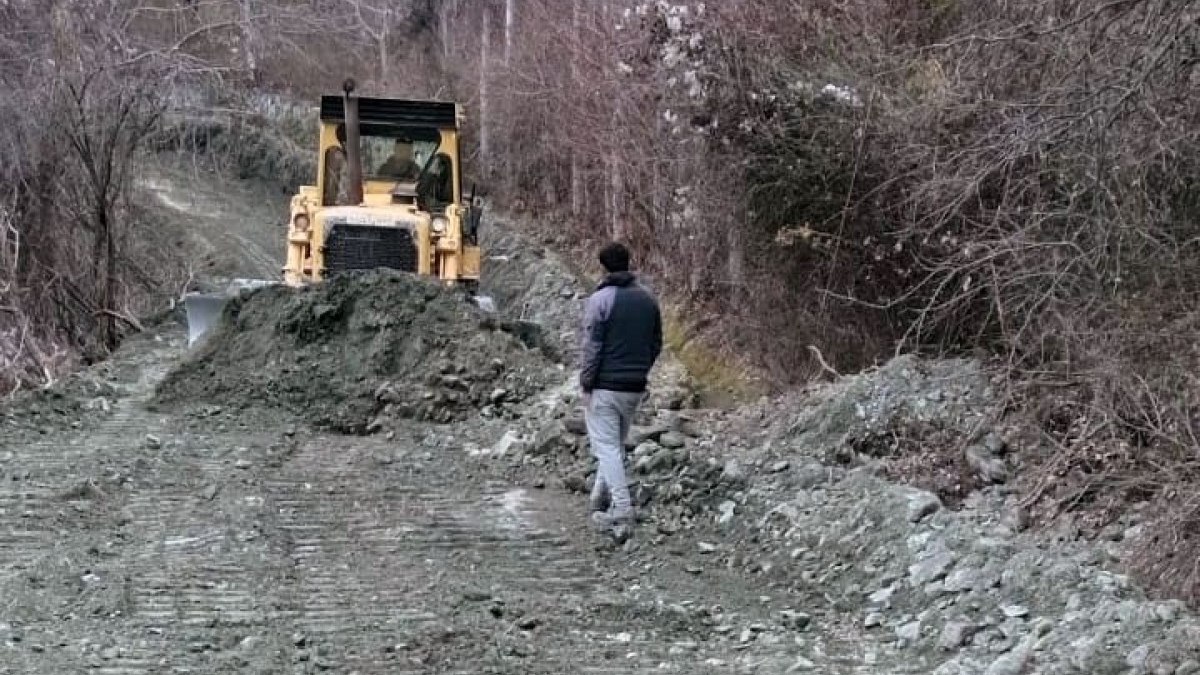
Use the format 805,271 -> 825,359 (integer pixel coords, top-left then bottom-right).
965,444 -> 1008,483
909,551 -> 956,586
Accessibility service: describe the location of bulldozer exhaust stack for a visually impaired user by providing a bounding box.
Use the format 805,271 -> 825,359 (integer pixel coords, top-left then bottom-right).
341,79 -> 364,206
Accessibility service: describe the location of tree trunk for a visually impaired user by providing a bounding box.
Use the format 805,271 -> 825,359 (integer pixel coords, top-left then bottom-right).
379,21 -> 391,90
239,0 -> 260,84
569,0 -> 582,216
504,0 -> 514,66
609,153 -> 621,240
479,8 -> 491,176
102,205 -> 118,350
439,0 -> 457,62
570,153 -> 582,217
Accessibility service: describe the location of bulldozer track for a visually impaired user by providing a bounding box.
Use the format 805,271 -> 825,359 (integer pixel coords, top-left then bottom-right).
0,333 -> 749,674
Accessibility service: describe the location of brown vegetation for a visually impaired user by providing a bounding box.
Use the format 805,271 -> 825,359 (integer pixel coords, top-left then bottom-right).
1,0 -> 1198,603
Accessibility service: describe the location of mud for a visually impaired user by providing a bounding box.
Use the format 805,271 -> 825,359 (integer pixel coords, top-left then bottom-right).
153,270 -> 558,431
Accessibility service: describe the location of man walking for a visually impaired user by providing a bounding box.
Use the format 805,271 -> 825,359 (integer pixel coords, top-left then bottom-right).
579,242 -> 662,542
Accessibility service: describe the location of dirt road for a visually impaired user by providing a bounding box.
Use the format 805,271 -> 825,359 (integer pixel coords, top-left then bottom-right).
1,321 -> 840,674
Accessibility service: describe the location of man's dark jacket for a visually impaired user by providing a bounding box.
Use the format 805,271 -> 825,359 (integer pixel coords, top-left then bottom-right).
579,271 -> 663,393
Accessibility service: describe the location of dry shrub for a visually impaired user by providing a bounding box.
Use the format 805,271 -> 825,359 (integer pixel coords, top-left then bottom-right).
1133,491 -> 1200,607
881,0 -> 1200,601
849,418 -> 983,509
0,0 -> 201,392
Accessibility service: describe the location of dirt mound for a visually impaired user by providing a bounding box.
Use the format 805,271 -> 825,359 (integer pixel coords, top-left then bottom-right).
154,270 -> 558,432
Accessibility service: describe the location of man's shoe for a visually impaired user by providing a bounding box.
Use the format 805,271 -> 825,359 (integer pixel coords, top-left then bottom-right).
590,509 -> 635,543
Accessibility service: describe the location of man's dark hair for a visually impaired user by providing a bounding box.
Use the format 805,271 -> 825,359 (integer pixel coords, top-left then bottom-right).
335,123 -> 347,144
598,242 -> 631,273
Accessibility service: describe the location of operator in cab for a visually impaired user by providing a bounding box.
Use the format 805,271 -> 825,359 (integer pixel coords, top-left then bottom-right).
376,138 -> 422,181
323,123 -> 352,206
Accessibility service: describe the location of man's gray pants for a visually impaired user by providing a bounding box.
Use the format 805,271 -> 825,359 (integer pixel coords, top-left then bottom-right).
586,389 -> 644,516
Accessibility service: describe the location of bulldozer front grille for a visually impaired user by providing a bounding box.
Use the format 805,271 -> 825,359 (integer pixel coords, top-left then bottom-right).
324,224 -> 418,274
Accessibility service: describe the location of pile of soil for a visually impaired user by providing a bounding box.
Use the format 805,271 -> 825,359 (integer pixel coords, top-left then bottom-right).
154,270 -> 558,432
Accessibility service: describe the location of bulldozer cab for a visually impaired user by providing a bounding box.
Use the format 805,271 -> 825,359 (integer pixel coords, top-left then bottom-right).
285,82 -> 482,289
322,125 -> 446,208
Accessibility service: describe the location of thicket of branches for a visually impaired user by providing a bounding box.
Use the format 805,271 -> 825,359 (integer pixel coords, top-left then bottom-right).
2,0 -> 1199,601
0,0 -> 447,392
458,0 -> 1200,603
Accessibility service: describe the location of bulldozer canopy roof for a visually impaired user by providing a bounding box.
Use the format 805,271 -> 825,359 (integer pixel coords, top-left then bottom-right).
320,95 -> 458,129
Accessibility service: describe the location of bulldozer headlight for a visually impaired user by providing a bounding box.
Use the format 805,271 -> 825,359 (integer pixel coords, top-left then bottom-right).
293,214 -> 310,231
431,216 -> 448,235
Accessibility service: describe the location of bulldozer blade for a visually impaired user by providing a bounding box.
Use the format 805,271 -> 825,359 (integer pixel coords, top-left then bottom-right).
472,294 -> 497,314
184,278 -> 279,347
184,293 -> 229,347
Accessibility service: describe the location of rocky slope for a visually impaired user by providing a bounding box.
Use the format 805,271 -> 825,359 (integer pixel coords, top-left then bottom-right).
435,217 -> 1200,675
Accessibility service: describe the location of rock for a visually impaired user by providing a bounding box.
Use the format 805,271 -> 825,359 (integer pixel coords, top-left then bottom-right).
292,633 -> 307,647
943,567 -> 981,593
636,447 -> 677,474
983,432 -> 1007,454
1000,605 -> 1029,619
909,551 -> 956,586
492,430 -> 524,456
769,461 -> 790,473
562,474 -> 586,493
906,490 -> 942,522
659,431 -> 686,449
1176,660 -> 1200,675
794,463 -> 834,489
489,388 -> 508,404
563,416 -> 587,435
698,542 -> 717,554
984,638 -> 1033,675
867,586 -> 895,610
529,422 -> 567,455
939,621 -> 980,650
463,590 -> 492,602
721,460 -> 747,486
717,500 -> 737,526
779,610 -> 811,630
517,616 -> 541,630
896,621 -> 922,645
630,482 -> 655,507
201,484 -> 220,501
864,612 -> 883,628
101,646 -> 120,660
1154,602 -> 1180,623
631,425 -> 669,445
1126,645 -> 1151,669
787,656 -> 817,672
965,444 -> 1009,483
1001,505 -> 1030,532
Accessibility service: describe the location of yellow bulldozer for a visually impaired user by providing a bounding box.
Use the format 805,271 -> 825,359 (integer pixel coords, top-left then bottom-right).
185,80 -> 487,345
